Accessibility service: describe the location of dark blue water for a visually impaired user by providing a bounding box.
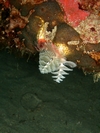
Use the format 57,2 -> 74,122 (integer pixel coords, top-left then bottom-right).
0,50 -> 100,133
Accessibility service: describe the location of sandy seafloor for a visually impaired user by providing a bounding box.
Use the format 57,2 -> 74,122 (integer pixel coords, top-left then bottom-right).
0,49 -> 100,133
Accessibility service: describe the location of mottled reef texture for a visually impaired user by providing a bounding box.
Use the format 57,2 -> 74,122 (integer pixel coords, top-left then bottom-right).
0,0 -> 100,82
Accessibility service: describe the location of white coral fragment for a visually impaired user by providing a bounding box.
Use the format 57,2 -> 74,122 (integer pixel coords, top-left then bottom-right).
93,72 -> 100,83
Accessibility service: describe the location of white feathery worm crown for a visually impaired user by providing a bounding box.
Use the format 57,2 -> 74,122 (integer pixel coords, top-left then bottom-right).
37,22 -> 76,83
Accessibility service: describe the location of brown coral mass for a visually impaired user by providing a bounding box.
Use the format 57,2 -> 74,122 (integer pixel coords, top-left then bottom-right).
21,0 -> 47,5
0,0 -> 100,77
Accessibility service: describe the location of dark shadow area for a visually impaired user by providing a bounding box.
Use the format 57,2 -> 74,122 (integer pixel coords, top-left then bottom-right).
0,50 -> 100,133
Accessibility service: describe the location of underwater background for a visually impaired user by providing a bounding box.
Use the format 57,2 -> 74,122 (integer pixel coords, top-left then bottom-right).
0,49 -> 100,133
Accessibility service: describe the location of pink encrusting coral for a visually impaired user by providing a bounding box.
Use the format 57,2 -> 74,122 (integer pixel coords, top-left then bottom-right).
57,0 -> 90,27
